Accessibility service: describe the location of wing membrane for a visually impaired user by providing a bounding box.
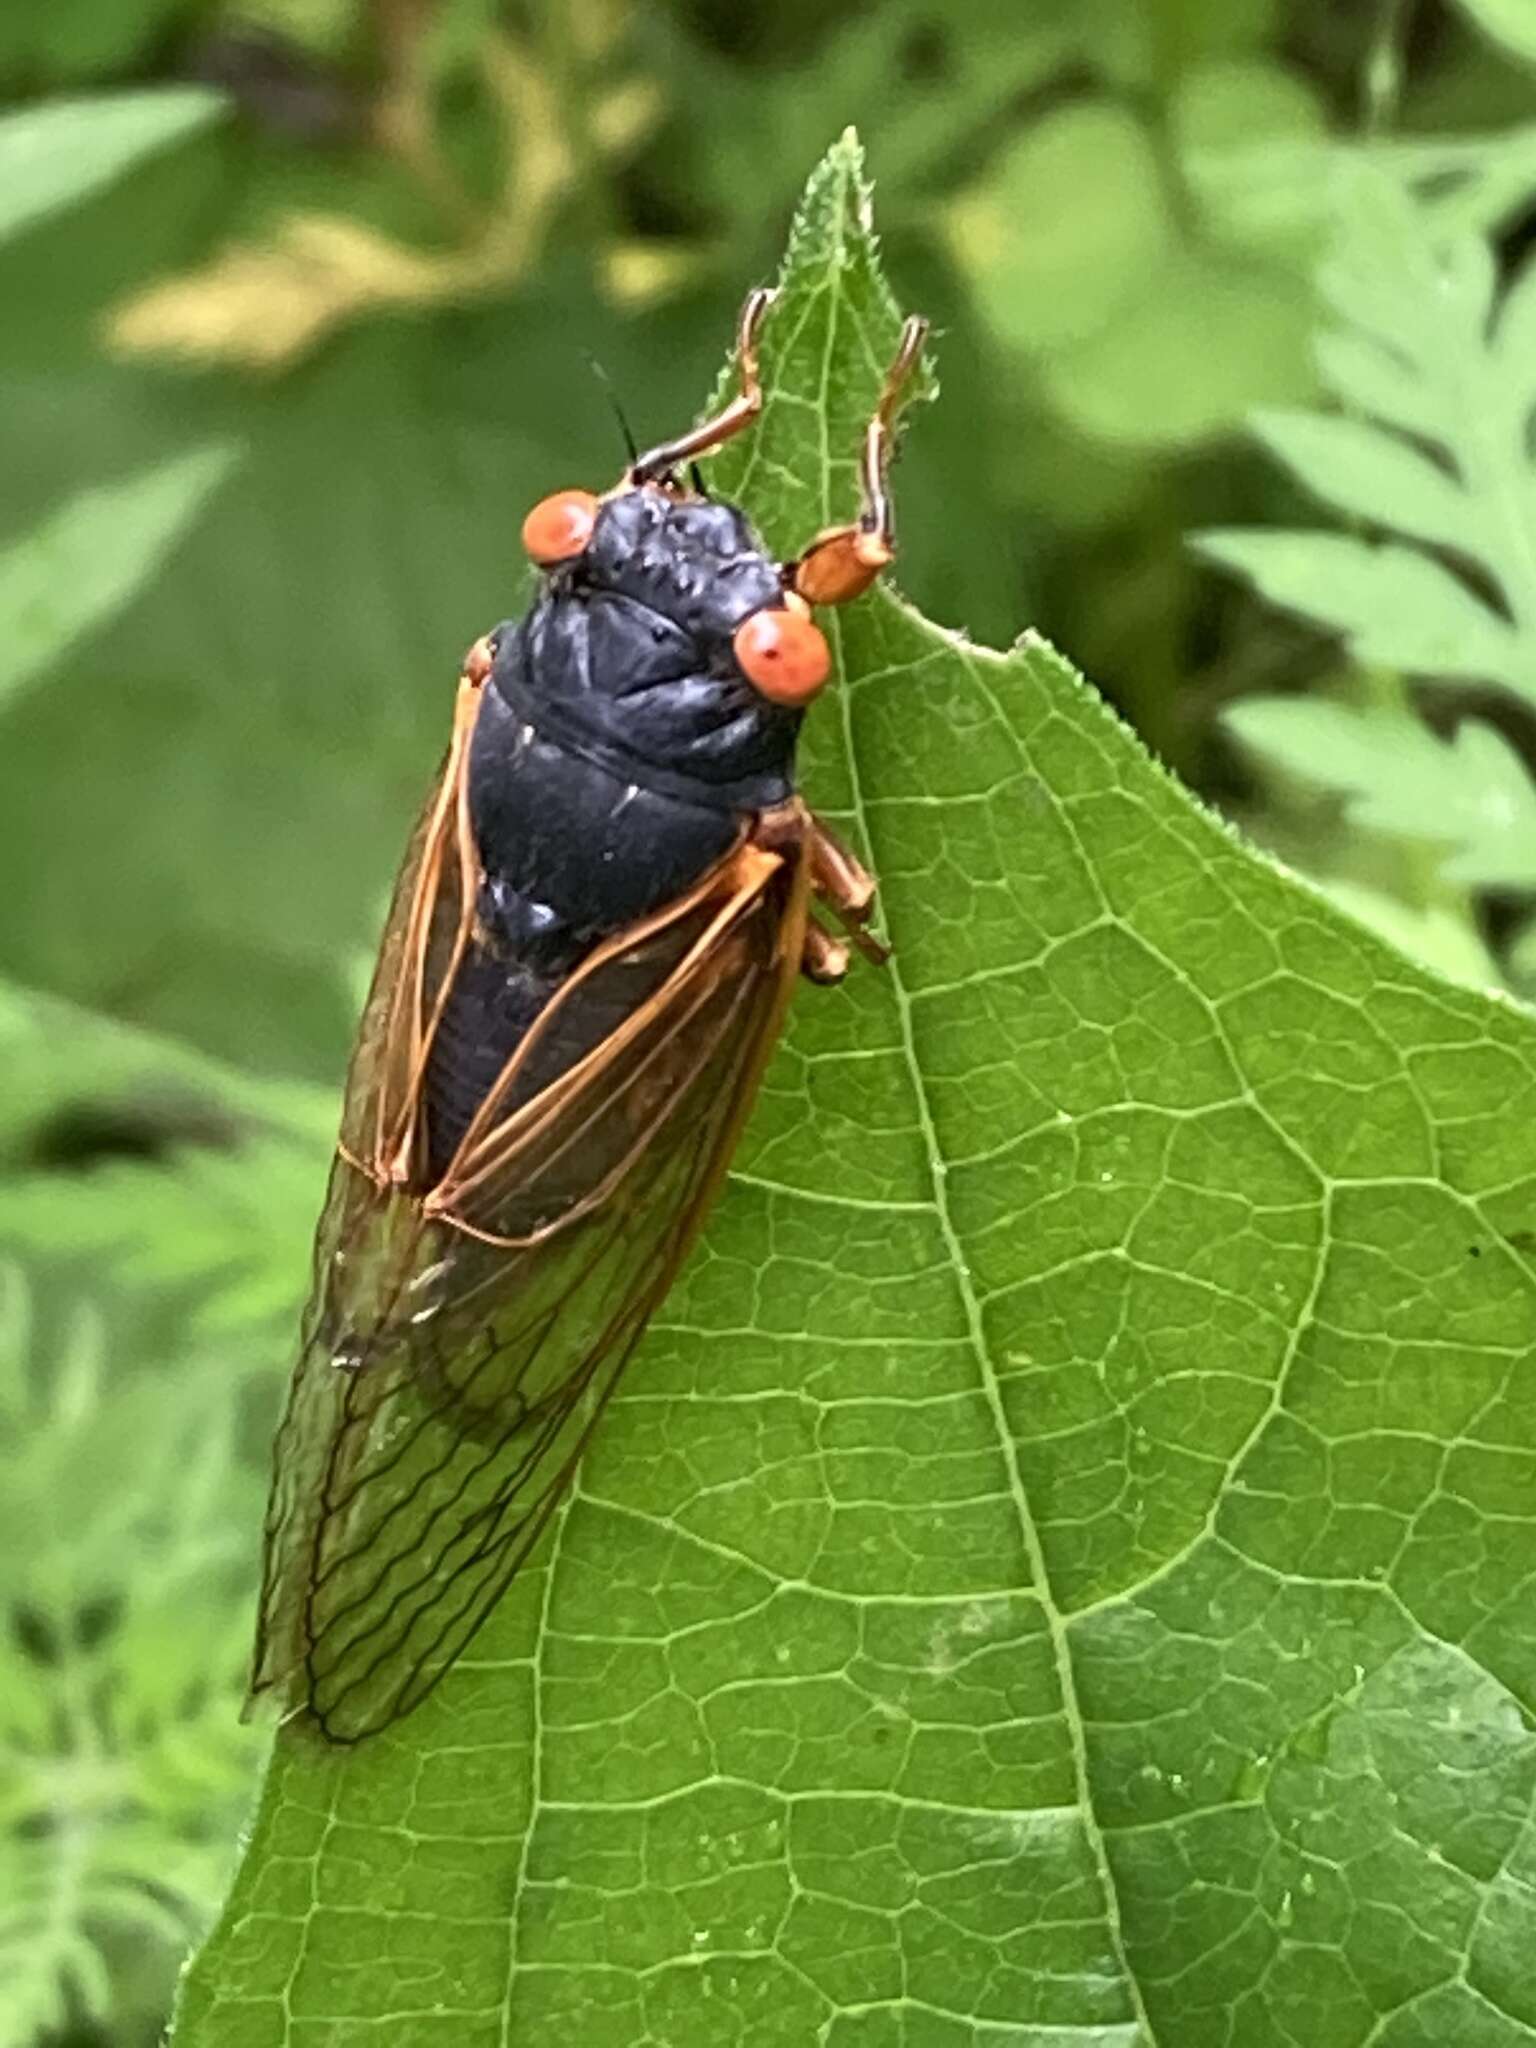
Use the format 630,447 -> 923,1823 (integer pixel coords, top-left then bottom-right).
254,678 -> 808,1739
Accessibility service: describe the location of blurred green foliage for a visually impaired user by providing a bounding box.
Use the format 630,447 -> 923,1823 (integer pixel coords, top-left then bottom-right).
1209,164 -> 1536,994
4,1 -> 1536,2044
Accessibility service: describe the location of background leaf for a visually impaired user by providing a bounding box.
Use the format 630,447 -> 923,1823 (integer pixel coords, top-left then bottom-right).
1454,0 -> 1536,67
945,101 -> 1172,354
1202,172 -> 1536,709
946,65 -> 1320,451
1199,157 -> 1536,1001
1198,529 -> 1532,685
0,88 -> 224,244
173,134 -> 1536,2048
0,1265 -> 267,2048
1227,698 -> 1536,892
0,444 -> 239,711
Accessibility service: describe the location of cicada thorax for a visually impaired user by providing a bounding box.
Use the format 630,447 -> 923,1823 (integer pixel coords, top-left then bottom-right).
420,710 -> 738,1180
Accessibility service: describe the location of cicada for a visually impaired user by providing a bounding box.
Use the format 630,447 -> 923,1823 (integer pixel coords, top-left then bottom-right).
251,293 -> 929,1740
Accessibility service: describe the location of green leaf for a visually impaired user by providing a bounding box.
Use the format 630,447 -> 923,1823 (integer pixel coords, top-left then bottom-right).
945,101 -> 1171,354
1203,172 -> 1536,708
0,977 -> 331,1334
1380,125 -> 1536,240
1042,241 -> 1315,449
0,443 -> 240,712
0,977 -> 333,1158
177,136 -> 1536,2046
945,86 -> 1317,450
0,88 -> 225,245
1321,879 -> 1505,993
1202,168 -> 1536,963
1196,529 -> 1527,683
1453,0 -> 1536,65
0,988 -> 325,2044
1227,697 -> 1536,892
0,1265 -> 267,2048
1249,409 -> 1482,558
1170,55 -> 1329,252
946,59 -> 1326,452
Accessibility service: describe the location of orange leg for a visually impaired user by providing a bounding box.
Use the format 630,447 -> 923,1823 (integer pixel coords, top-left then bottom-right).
789,316 -> 929,607
794,815 -> 888,983
462,634 -> 496,687
628,289 -> 774,486
800,922 -> 852,984
751,804 -> 886,984
805,812 -> 888,973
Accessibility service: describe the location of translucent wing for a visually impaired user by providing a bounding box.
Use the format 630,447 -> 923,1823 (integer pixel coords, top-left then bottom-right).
253,676 -> 808,1740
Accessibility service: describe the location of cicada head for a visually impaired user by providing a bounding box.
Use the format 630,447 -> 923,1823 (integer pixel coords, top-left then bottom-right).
501,482 -> 818,811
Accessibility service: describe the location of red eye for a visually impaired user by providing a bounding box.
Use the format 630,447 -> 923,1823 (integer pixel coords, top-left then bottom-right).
732,607 -> 831,705
522,489 -> 599,566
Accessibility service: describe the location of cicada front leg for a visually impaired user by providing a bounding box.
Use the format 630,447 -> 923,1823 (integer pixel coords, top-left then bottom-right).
628,288 -> 774,486
787,316 -> 929,608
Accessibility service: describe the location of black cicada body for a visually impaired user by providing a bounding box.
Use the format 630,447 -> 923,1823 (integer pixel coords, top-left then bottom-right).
252,292 -> 928,1740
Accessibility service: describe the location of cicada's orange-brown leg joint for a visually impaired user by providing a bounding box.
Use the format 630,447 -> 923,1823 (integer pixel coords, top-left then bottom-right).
797,923 -> 850,984
462,634 -> 497,688
628,288 -> 775,486
788,316 -> 929,607
806,814 -> 888,970
753,803 -> 888,986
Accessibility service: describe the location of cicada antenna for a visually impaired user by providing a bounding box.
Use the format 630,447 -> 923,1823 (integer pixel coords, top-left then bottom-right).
582,351 -> 640,470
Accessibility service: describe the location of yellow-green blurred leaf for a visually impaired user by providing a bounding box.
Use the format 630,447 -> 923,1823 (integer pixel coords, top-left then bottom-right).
1454,0 -> 1536,65
946,102 -> 1171,355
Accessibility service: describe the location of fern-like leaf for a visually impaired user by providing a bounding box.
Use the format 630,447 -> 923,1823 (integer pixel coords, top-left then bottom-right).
1202,170 -> 1536,704
1201,168 -> 1536,951
1224,695 -> 1536,889
0,1267 -> 267,2048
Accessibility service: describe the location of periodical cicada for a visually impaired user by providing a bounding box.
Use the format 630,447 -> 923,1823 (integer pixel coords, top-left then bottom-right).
251,291 -> 929,1740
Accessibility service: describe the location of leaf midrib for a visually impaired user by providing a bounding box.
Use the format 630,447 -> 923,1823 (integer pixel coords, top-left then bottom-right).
838,645 -> 1154,2046
807,223 -> 1156,2042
